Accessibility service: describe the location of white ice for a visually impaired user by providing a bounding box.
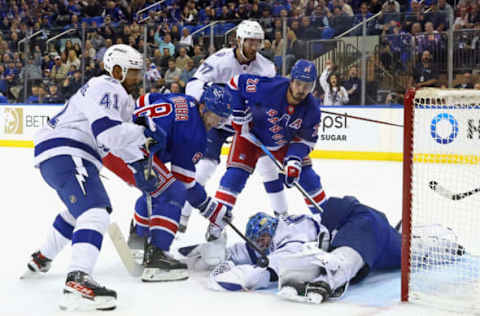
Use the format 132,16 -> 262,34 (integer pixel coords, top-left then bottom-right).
0,147 -> 468,316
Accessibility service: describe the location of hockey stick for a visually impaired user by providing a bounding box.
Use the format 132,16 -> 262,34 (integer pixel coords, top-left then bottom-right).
108,222 -> 144,277
429,180 -> 480,201
320,110 -> 403,128
248,134 -> 325,214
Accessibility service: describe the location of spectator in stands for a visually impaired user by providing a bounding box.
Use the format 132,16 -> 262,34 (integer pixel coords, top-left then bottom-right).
377,0 -> 401,34
272,30 -> 285,58
164,57 -> 182,86
145,58 -> 162,83
412,50 -> 438,88
368,0 -> 383,14
179,28 -> 193,49
170,81 -> 181,93
319,60 -> 349,105
45,84 -> 64,104
235,5 -> 249,20
159,47 -> 172,72
82,0 -> 102,18
66,50 -> 81,70
259,39 -> 274,61
96,38 -> 112,61
354,3 -> 375,35
454,5 -> 470,29
176,47 -> 192,70
84,40 -> 96,60
285,29 -> 305,71
105,1 -> 126,23
62,70 -> 82,98
437,0 -> 454,19
298,16 -> 319,40
156,32 -> 175,56
311,3 -> 329,29
339,0 -> 354,16
474,82 -> 480,90
50,55 -> 68,83
192,45 -> 206,68
182,4 -> 198,24
19,58 -> 42,83
417,21 -> 446,64
330,5 -> 355,36
455,71 -> 474,89
155,78 -> 170,94
170,24 -> 181,43
343,65 -> 361,105
27,84 -> 44,104
179,59 -> 196,90
89,29 -> 105,51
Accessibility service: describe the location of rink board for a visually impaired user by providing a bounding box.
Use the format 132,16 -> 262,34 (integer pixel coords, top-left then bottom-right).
0,104 -> 404,161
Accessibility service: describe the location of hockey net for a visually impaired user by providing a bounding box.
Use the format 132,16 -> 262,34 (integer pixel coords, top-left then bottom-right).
402,88 -> 480,313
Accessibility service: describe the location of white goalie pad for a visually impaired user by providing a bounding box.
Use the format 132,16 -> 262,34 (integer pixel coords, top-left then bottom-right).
208,261 -> 271,292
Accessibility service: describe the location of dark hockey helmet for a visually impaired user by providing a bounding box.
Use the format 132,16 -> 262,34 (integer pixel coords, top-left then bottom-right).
200,83 -> 232,118
246,212 -> 279,253
291,59 -> 317,83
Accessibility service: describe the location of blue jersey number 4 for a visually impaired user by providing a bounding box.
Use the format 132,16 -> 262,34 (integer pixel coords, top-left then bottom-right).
100,93 -> 119,110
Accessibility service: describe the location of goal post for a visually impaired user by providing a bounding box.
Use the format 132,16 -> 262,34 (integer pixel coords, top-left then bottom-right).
402,88 -> 480,313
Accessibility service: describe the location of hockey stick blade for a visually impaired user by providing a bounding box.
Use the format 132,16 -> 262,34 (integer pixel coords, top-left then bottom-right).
108,222 -> 144,277
429,180 -> 480,201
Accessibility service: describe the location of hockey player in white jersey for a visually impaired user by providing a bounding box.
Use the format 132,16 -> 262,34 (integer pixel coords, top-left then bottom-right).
183,196 -> 464,304
178,20 -> 287,234
21,44 -> 167,311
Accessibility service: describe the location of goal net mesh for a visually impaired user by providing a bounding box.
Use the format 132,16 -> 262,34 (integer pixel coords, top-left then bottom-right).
405,88 -> 480,313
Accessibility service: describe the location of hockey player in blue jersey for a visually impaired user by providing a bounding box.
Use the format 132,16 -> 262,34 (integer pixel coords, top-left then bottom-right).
102,83 -> 233,282
21,44 -> 167,311
197,196 -> 464,304
207,60 -> 327,242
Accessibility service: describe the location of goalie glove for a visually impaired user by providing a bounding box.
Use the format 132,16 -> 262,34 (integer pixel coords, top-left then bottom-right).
283,157 -> 302,188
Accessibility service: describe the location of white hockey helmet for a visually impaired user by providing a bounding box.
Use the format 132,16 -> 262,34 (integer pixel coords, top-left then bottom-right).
236,20 -> 265,60
236,20 -> 265,41
103,44 -> 143,82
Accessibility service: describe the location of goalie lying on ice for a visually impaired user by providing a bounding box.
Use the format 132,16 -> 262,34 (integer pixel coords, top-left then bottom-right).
181,195 -> 465,304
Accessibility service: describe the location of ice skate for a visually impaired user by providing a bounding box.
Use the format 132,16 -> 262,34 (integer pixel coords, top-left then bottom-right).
60,271 -> 116,311
20,251 -> 52,279
142,243 -> 189,282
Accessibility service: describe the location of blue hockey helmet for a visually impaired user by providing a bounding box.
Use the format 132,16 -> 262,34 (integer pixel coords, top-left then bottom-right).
246,212 -> 279,254
291,59 -> 317,83
200,83 -> 232,118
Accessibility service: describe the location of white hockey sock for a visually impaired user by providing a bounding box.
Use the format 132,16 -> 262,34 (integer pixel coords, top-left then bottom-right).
181,201 -> 194,218
68,208 -> 110,275
195,159 -> 219,186
41,210 -> 76,260
267,190 -> 288,215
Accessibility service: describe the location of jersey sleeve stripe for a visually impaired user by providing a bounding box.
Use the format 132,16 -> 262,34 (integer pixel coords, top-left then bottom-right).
172,171 -> 195,186
34,137 -> 102,162
91,116 -> 122,138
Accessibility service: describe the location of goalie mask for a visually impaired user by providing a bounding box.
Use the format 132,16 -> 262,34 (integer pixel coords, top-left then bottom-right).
246,212 -> 278,255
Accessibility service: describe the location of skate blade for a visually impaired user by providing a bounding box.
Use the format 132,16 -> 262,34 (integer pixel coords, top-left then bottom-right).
20,269 -> 45,280
277,286 -> 325,304
141,268 -> 189,282
59,292 -> 116,311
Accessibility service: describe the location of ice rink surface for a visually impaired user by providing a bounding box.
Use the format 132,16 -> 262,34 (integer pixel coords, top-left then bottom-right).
0,147 -> 469,316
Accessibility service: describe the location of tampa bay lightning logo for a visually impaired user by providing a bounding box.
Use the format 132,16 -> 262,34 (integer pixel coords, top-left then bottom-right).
430,113 -> 458,144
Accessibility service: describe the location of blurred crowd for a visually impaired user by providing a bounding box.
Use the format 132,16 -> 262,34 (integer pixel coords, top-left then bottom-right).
0,0 -> 477,105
